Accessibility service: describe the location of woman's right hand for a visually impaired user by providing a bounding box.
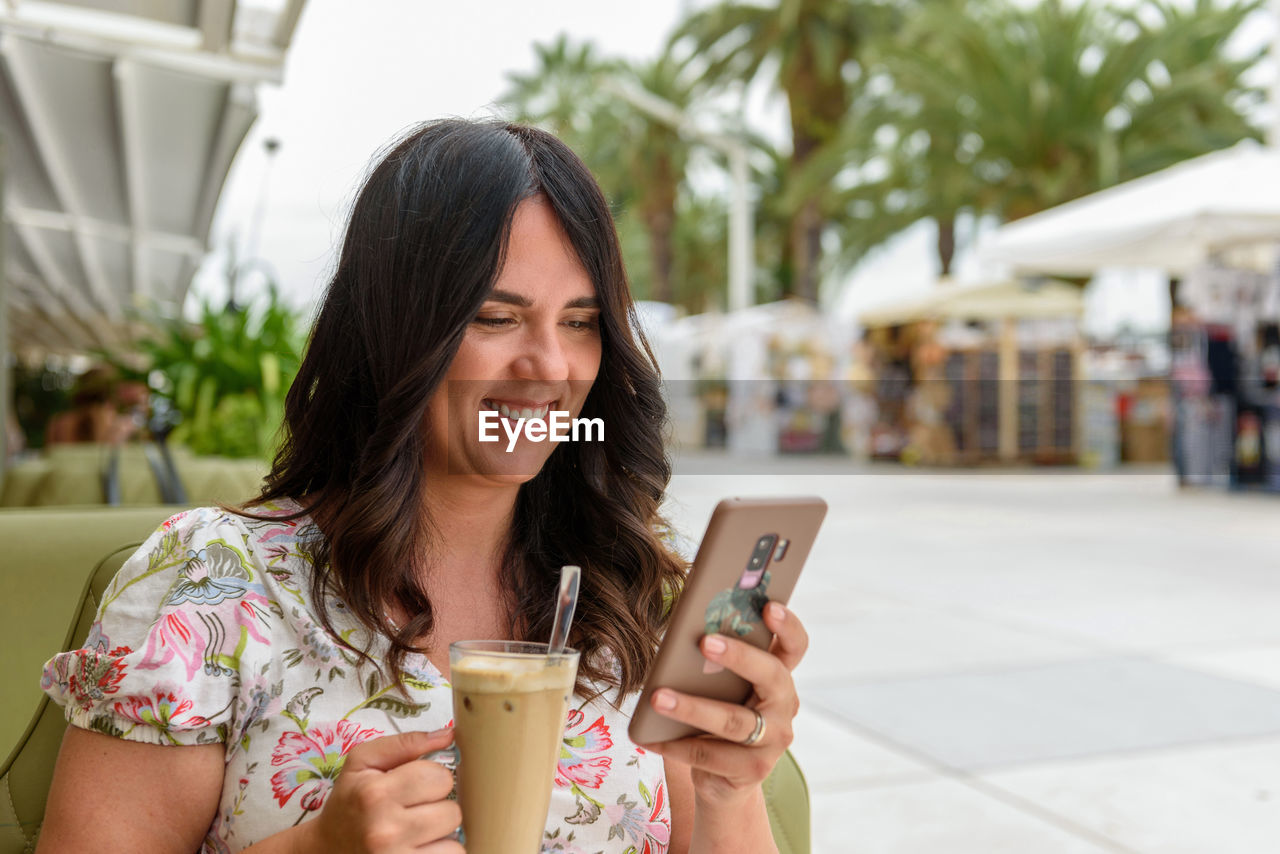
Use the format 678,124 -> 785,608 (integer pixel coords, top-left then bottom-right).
301,728 -> 462,854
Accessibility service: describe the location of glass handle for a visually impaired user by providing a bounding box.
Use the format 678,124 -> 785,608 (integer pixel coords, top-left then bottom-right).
423,744 -> 458,771
422,745 -> 464,842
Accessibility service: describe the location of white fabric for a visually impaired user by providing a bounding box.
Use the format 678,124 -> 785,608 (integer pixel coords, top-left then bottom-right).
982,141 -> 1280,276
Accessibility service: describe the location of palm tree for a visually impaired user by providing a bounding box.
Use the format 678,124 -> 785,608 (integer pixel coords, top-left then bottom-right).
1111,0 -> 1263,177
672,0 -> 893,301
501,36 -> 701,306
671,192 -> 730,311
864,0 -> 1262,273
501,35 -> 620,153
619,54 -> 700,305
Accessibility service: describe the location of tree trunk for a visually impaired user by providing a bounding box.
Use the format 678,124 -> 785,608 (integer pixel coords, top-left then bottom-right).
645,209 -> 675,304
936,217 -> 955,277
790,199 -> 822,302
780,24 -> 851,304
786,126 -> 823,303
639,147 -> 678,305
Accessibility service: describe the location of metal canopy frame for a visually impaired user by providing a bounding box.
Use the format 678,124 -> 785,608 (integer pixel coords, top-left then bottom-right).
0,0 -> 305,357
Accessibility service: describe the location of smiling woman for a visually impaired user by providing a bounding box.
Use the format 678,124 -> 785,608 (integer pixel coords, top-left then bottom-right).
36,119 -> 809,854
424,197 -> 603,481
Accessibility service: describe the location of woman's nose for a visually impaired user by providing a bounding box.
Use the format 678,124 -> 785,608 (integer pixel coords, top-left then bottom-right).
512,324 -> 570,381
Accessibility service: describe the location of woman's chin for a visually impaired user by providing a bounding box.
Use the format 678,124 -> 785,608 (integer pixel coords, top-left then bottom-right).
451,443 -> 558,483
481,471 -> 540,487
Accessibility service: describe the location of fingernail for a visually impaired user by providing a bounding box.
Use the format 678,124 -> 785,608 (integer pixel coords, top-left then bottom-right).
704,635 -> 727,655
654,690 -> 676,711
767,602 -> 787,621
427,726 -> 453,737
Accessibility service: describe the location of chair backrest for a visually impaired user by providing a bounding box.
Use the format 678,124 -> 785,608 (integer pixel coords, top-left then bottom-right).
0,541 -> 137,854
1,448 -> 266,508
765,747 -> 811,854
0,506 -> 810,854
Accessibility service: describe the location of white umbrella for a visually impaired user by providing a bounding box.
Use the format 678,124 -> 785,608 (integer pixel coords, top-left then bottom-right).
856,278 -> 1084,326
981,140 -> 1280,276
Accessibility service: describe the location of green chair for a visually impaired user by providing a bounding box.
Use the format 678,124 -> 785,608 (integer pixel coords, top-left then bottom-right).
764,748 -> 811,854
0,505 -> 179,854
0,506 -> 810,854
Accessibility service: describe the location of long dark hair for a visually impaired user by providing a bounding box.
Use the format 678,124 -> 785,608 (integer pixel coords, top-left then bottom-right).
251,119 -> 684,697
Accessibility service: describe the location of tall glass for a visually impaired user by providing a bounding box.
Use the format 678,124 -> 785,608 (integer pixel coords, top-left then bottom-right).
449,640 -> 579,854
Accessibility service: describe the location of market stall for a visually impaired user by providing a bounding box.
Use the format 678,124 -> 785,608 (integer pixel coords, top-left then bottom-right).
982,140 -> 1280,491
650,300 -> 851,456
1170,263 -> 1280,491
855,279 -> 1084,466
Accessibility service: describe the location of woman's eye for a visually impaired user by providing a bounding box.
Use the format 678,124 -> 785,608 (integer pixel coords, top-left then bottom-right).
474,316 -> 515,328
563,317 -> 599,331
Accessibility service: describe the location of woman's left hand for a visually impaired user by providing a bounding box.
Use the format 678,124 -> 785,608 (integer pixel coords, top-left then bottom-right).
638,601 -> 808,809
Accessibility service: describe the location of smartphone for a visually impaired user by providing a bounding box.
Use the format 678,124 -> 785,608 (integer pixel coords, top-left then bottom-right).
629,495 -> 827,745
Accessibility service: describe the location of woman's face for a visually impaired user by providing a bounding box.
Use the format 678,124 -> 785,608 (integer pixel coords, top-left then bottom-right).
423,196 -> 603,485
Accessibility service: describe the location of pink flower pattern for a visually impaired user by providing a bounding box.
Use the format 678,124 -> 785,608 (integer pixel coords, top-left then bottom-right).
41,639 -> 133,712
137,543 -> 274,679
641,782 -> 672,854
140,610 -> 204,679
556,709 -> 614,789
269,720 -> 383,812
604,781 -> 670,854
113,689 -> 212,733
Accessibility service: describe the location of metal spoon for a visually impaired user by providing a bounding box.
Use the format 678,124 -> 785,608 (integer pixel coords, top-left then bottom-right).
548,564 -> 581,656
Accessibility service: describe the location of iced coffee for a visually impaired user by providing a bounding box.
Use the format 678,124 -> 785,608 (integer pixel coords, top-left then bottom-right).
449,640 -> 578,854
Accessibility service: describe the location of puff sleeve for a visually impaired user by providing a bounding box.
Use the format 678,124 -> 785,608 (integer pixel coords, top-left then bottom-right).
41,507 -> 281,747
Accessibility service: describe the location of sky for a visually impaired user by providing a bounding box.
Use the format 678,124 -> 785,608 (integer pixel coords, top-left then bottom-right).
200,0 -> 1276,337
199,0 -> 697,314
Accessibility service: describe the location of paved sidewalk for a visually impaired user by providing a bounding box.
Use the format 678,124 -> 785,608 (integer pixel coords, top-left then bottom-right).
664,452 -> 1280,854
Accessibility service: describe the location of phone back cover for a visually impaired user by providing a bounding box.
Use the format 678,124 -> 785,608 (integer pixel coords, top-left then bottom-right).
629,496 -> 826,744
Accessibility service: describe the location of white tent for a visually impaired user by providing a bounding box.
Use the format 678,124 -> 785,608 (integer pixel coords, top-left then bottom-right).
856,278 -> 1084,327
981,140 -> 1280,276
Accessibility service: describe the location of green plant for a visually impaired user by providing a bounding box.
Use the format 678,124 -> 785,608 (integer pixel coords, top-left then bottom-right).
126,286 -> 305,459
849,0 -> 1262,273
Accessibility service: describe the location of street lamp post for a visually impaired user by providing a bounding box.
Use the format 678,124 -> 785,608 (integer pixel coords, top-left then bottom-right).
228,135 -> 281,311
602,78 -> 755,312
1271,0 -> 1280,147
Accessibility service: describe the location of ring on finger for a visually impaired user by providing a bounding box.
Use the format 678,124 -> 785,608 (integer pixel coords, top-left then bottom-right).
740,708 -> 767,746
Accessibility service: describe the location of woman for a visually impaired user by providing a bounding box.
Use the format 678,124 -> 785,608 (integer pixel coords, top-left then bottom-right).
38,119 -> 808,853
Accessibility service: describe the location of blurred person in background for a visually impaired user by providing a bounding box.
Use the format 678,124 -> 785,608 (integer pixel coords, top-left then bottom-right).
45,366 -> 149,447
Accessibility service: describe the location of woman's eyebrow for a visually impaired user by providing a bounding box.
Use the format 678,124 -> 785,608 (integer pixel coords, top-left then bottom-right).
486,289 -> 533,307
485,290 -> 600,310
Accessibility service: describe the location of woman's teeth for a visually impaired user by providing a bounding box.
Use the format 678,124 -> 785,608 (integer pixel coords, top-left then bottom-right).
483,400 -> 550,421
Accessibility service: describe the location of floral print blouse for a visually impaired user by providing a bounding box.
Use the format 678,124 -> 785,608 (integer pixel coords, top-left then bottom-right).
42,502 -> 671,854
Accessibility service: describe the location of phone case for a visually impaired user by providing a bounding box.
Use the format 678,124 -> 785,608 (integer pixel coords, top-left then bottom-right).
628,496 -> 827,745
